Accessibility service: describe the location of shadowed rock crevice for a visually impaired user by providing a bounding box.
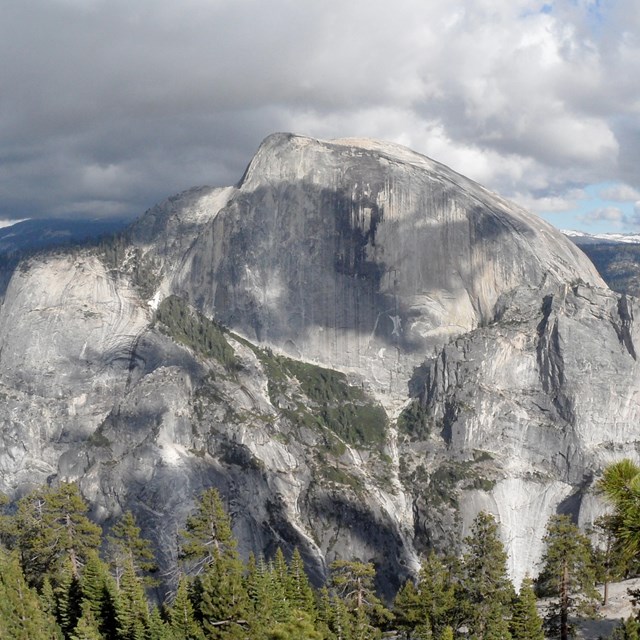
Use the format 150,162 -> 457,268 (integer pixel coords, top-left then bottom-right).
614,294 -> 637,360
536,294 -> 574,425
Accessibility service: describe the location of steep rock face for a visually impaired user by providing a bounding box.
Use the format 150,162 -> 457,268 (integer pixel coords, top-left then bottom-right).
403,283 -> 640,584
166,134 -> 603,407
0,133 -> 633,592
0,253 -> 150,491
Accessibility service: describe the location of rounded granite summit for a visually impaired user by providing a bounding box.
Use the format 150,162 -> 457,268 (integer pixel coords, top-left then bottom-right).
174,132 -> 604,403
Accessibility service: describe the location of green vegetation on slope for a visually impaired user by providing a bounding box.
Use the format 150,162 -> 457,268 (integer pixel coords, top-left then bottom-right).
397,399 -> 432,439
155,295 -> 238,369
154,295 -> 387,448
251,347 -> 388,447
96,233 -> 161,299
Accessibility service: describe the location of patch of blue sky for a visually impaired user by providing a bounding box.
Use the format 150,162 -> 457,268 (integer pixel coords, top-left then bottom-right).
537,182 -> 639,233
519,2 -> 554,19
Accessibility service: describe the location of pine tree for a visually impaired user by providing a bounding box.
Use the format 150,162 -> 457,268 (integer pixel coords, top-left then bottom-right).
246,554 -> 279,635
0,549 -> 62,640
329,560 -> 392,640
116,557 -> 150,640
393,578 -> 422,638
169,574 -> 204,640
328,593 -> 355,640
55,558 -> 84,637
537,514 -> 599,640
40,576 -> 58,619
0,490 -> 17,548
590,515 -> 629,605
199,550 -> 251,639
245,552 -> 259,602
13,483 -> 102,586
181,488 -> 236,575
510,577 -> 544,640
266,609 -> 323,640
71,600 -> 103,640
270,548 -> 293,624
80,551 -> 120,639
108,511 -> 158,587
180,487 -> 252,638
147,606 -> 171,640
417,552 -> 457,637
315,586 -> 337,640
459,512 -> 513,640
287,548 -> 316,617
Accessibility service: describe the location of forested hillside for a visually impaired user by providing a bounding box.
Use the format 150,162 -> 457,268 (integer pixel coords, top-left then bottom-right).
3,466 -> 640,640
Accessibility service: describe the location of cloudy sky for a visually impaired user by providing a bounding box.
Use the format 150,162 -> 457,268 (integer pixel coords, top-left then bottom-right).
2,0 -> 639,233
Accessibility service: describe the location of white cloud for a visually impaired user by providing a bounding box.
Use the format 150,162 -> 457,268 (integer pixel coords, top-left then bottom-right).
599,184 -> 640,202
579,206 -> 627,227
0,0 -> 638,222
514,188 -> 588,214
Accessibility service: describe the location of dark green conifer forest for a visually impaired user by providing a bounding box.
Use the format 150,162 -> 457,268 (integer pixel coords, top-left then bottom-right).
0,464 -> 639,639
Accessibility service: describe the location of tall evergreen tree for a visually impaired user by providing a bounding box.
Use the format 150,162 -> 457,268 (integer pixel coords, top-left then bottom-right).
536,514 -> 599,640
393,553 -> 460,639
459,512 -> 513,640
315,586 -> 337,640
327,593 -> 355,640
392,578 -> 422,638
80,551 -> 120,639
107,511 -> 158,587
266,609 -> 323,640
287,548 -> 316,618
40,576 -> 58,620
116,557 -> 150,640
168,574 -> 204,640
199,548 -> 251,639
0,549 -> 61,640
246,553 -> 284,636
590,515 -> 629,605
265,548 -> 293,625
70,600 -> 103,640
12,483 -> 102,586
147,606 -> 171,640
509,577 -> 544,640
329,560 -> 392,640
181,488 -> 236,575
55,558 -> 84,638
417,552 -> 457,637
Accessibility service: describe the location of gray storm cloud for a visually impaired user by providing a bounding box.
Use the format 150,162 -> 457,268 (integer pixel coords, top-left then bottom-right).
1,0 -> 638,222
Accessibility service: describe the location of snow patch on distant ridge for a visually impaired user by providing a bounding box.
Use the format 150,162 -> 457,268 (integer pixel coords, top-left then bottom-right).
563,229 -> 640,245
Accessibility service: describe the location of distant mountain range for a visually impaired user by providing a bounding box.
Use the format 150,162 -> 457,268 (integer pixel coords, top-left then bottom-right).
563,230 -> 640,245
0,217 -> 129,257
564,230 -> 640,297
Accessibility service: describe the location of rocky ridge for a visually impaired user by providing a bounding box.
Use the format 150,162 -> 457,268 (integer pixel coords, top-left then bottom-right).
0,133 -> 635,592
